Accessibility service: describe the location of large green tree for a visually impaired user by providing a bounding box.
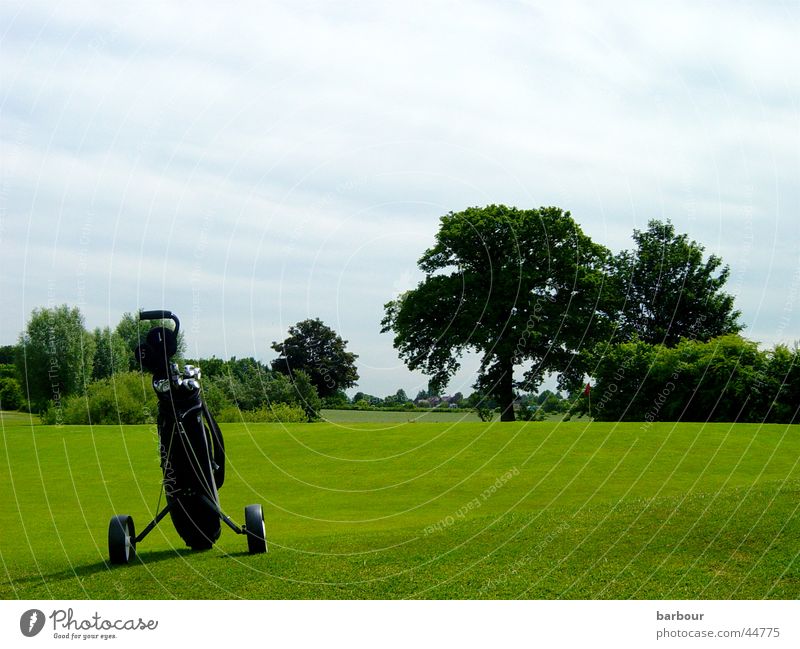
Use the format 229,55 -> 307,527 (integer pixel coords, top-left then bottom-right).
91,326 -> 129,380
16,305 -> 96,411
613,220 -> 741,345
381,205 -> 613,421
271,318 -> 359,399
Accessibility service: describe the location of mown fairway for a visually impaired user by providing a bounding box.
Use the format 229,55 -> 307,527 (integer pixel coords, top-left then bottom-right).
1,418 -> 798,599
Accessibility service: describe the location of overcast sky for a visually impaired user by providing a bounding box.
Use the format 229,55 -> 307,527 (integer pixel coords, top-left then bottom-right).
1,0 -> 798,397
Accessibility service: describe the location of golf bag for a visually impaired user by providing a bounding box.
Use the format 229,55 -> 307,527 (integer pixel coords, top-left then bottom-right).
136,318 -> 225,549
154,372 -> 226,549
108,309 -> 266,564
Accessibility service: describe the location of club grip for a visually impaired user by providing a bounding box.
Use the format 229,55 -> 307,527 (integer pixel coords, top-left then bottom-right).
139,310 -> 173,321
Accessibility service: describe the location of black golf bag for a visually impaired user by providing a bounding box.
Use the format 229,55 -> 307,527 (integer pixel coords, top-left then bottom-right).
153,371 -> 226,549
107,310 -> 266,564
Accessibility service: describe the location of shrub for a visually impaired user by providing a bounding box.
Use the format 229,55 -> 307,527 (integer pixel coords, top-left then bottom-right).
516,406 -> 544,422
322,390 -> 350,409
200,365 -> 321,419
0,364 -> 17,379
764,344 -> 800,423
40,371 -> 157,425
200,377 -> 236,414
0,377 -> 24,410
37,367 -> 320,426
216,403 -> 307,423
283,369 -> 322,420
584,334 -> 798,423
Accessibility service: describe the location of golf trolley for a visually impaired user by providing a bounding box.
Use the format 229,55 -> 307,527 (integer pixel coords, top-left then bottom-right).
107,309 -> 267,564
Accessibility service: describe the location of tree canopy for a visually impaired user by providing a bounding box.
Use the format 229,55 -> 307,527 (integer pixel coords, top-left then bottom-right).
271,318 -> 359,399
91,326 -> 129,380
0,345 -> 17,364
612,219 -> 742,345
16,305 -> 96,410
382,205 -> 613,421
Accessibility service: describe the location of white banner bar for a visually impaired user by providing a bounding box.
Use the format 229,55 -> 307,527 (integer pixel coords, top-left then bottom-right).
2,600 -> 797,648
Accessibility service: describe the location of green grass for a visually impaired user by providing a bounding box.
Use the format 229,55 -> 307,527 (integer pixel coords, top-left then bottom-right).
0,410 -> 37,426
1,419 -> 798,599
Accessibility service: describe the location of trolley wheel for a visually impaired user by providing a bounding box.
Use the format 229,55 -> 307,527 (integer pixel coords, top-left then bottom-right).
108,515 -> 136,565
244,504 -> 267,554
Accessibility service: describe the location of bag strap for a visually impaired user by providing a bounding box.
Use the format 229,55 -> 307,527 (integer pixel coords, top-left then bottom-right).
202,400 -> 225,489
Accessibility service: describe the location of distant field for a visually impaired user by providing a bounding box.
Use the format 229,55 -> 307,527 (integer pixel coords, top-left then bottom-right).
320,409 -> 582,423
0,410 -> 37,426
1,418 -> 798,599
320,408 -> 485,423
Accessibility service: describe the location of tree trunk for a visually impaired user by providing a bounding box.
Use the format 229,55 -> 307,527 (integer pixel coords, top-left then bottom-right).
498,359 -> 516,422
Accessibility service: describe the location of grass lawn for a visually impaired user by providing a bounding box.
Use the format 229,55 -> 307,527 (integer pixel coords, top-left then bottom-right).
1,418 -> 798,599
0,410 -> 38,426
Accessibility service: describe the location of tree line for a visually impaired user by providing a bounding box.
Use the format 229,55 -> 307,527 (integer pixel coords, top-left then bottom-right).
1,303 -> 529,425
1,310 -> 361,424
3,204 -> 797,425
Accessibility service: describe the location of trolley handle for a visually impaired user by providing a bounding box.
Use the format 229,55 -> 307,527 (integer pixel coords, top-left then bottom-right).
139,309 -> 173,321
139,309 -> 180,337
